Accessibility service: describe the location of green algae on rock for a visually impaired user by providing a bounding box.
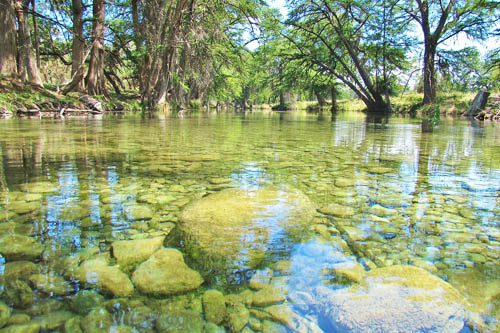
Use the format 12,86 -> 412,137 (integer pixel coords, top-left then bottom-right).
179,187 -> 316,260
155,309 -> 204,333
111,236 -> 165,269
75,258 -> 134,297
2,261 -> 40,281
0,302 -> 11,329
69,291 -> 105,316
29,274 -> 72,296
125,204 -> 154,221
202,290 -> 227,325
0,235 -> 44,261
20,182 -> 57,193
318,203 -> 355,217
2,280 -> 34,309
132,248 -> 203,295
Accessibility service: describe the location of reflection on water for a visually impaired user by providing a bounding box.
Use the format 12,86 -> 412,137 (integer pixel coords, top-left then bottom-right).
0,111 -> 498,332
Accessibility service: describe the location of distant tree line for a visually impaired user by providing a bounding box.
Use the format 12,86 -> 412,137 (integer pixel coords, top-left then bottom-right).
0,0 -> 498,112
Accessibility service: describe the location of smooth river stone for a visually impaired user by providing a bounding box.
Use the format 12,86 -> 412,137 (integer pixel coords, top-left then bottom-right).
132,248 -> 203,295
75,257 -> 134,297
318,204 -> 355,217
125,205 -> 154,221
0,235 -> 44,261
313,265 -> 468,332
111,236 -> 165,269
179,187 -> 316,259
20,182 -> 57,193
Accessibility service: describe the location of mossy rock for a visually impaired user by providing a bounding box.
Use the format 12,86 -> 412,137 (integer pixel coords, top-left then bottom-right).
179,187 -> 315,262
0,302 -> 11,328
227,303 -> 249,333
111,236 -> 165,270
6,201 -> 39,215
125,205 -> 154,221
318,204 -> 355,217
2,261 -> 40,281
0,323 -> 41,333
29,274 -> 72,296
202,290 -> 226,325
75,258 -> 134,297
132,248 -> 203,295
31,310 -> 75,331
155,309 -> 204,333
81,308 -> 112,333
20,182 -> 57,193
3,280 -> 34,309
70,291 -> 105,316
0,235 -> 44,261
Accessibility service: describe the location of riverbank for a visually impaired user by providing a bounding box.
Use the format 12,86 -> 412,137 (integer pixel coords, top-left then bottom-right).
1,80 -> 498,120
0,80 -> 142,118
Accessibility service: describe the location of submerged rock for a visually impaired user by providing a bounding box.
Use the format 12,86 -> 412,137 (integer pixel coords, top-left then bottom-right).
70,291 -> 105,316
328,261 -> 366,284
2,261 -> 39,281
81,308 -> 112,333
111,236 -> 165,269
155,309 -> 204,333
32,310 -> 74,331
227,303 -> 249,332
314,265 -> 468,332
252,286 -> 286,307
202,290 -> 226,325
0,302 -> 11,328
7,202 -> 38,215
29,274 -> 72,296
20,182 -> 57,193
132,248 -> 203,295
3,280 -> 34,309
0,323 -> 41,333
179,187 -> 316,261
318,204 -> 355,217
75,258 -> 134,297
125,205 -> 154,221
0,235 -> 44,261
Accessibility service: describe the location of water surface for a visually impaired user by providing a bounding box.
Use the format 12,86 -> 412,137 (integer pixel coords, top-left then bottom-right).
0,111 -> 498,332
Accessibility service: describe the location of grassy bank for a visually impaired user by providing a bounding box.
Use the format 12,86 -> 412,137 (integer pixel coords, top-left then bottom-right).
1,80 -> 497,120
0,79 -> 142,116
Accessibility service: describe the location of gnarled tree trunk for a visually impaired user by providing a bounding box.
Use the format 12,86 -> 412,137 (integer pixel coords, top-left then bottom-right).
15,0 -> 42,84
70,0 -> 85,92
86,0 -> 107,96
330,86 -> 338,113
0,0 -> 18,77
422,39 -> 437,105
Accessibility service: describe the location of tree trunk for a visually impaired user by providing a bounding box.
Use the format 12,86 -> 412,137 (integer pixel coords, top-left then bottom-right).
466,91 -> 490,116
31,0 -> 40,68
314,89 -> 326,107
422,40 -> 437,105
366,95 -> 389,113
330,86 -> 338,113
15,0 -> 42,84
0,0 -> 18,77
131,0 -> 145,92
70,0 -> 85,92
86,0 -> 107,96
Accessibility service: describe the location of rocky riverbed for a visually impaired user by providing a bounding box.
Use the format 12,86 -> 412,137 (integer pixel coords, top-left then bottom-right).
0,112 -> 498,332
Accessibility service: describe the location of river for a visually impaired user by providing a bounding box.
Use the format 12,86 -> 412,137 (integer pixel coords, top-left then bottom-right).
0,111 -> 498,332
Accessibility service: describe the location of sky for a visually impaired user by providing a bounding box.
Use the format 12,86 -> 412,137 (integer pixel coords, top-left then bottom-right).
265,0 -> 497,56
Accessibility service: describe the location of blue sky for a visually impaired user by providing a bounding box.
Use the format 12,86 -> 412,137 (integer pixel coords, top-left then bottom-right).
265,0 -> 497,56
268,0 -> 288,17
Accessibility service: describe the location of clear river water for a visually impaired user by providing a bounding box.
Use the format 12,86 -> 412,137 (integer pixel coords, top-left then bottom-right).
0,110 -> 498,332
